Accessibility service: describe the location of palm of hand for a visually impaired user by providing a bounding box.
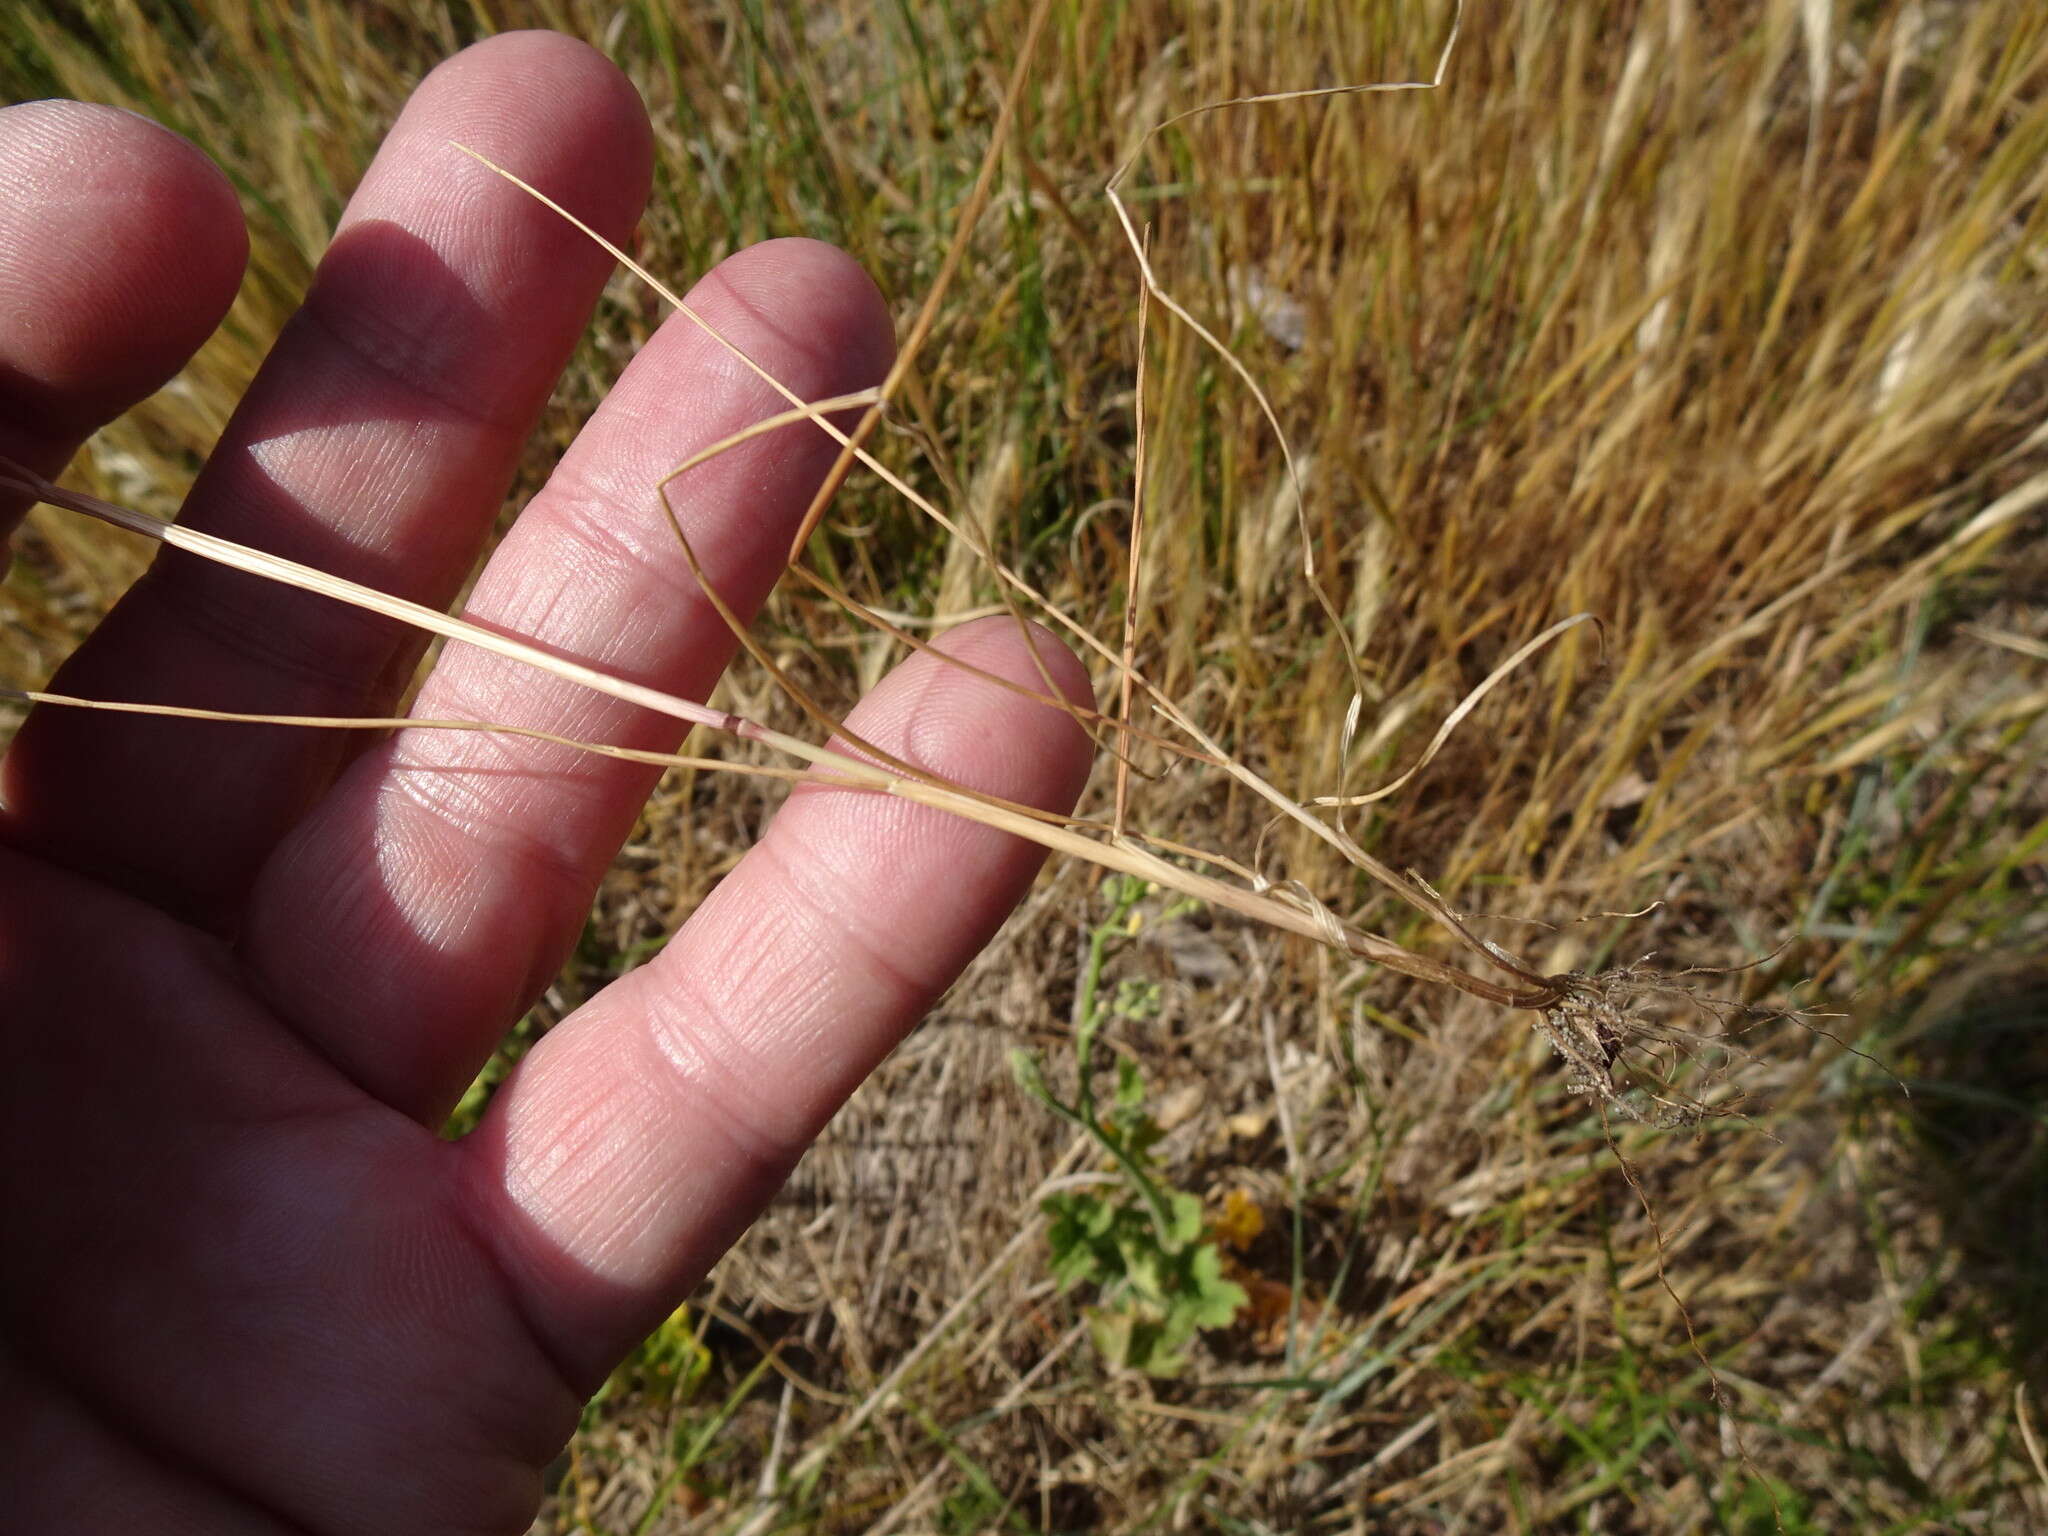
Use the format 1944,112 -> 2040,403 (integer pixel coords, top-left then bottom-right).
0,34 -> 1088,1534
4,876 -> 577,1531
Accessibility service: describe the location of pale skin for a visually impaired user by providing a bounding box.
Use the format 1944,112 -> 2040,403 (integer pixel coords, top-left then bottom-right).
0,33 -> 1092,1535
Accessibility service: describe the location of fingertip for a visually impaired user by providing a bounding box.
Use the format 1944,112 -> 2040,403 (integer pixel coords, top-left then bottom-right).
935,612 -> 1095,707
401,29 -> 654,235
700,237 -> 897,394
0,100 -> 247,436
856,614 -> 1097,819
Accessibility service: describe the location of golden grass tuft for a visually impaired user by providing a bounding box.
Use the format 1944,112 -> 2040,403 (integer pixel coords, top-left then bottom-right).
6,0 -> 2048,1529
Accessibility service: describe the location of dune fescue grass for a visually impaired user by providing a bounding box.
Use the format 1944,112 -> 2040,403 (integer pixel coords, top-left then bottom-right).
6,0 -> 2048,1529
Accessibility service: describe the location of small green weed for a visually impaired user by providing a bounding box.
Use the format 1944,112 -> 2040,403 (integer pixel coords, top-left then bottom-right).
562,1303 -> 782,1535
1012,876 -> 1246,1377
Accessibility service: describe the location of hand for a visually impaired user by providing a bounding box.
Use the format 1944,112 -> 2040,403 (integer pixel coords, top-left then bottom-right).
0,33 -> 1090,1533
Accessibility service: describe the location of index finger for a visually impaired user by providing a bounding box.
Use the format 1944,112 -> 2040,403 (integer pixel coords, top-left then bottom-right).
459,617 -> 1096,1386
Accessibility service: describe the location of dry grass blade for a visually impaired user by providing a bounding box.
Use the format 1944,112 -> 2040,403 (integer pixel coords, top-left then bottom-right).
25,21 -> 1836,1112
0,460 -> 1594,1015
781,0 -> 1058,562
2019,1386 -> 2048,1501
0,461 -> 840,769
1103,0 -> 1467,780
0,688 -> 814,787
1115,224 -> 1155,838
1313,612 -> 1601,810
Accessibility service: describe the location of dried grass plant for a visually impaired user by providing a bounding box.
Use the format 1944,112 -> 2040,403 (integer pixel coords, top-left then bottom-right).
0,0 -> 1775,1130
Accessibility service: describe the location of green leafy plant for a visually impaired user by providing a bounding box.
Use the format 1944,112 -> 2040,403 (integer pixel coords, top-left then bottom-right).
1012,876 -> 1246,1377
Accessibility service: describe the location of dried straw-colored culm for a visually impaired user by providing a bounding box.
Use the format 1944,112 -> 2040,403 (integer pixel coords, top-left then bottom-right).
6,0 -> 2048,1530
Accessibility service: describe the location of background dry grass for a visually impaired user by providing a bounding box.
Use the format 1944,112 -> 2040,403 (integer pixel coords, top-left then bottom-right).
5,0 -> 2048,1530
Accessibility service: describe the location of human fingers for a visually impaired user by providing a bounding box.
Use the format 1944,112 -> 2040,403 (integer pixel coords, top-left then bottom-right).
243,238 -> 894,1123
1,33 -> 650,927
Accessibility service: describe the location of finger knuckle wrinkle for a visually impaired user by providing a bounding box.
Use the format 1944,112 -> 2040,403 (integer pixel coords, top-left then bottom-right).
303,288 -> 527,444
387,766 -> 588,901
149,558 -> 401,700
641,974 -> 807,1179
542,476 -> 704,613
768,838 -> 930,1014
